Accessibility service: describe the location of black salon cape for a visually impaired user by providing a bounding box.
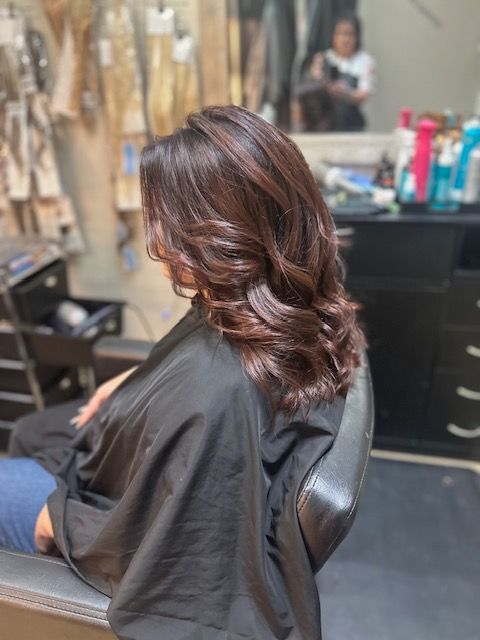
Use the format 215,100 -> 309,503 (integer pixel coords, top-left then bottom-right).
36,306 -> 345,639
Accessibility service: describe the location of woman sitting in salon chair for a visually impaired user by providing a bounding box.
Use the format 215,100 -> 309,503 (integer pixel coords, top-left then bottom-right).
1,106 -> 364,640
295,12 -> 375,132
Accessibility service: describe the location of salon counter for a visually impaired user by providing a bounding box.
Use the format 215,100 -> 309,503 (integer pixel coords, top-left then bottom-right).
334,211 -> 480,225
333,210 -> 480,460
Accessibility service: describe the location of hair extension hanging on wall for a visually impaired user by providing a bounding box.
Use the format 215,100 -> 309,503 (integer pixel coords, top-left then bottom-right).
97,0 -> 148,271
99,0 -> 147,214
171,27 -> 200,128
0,6 -> 85,252
145,4 -> 175,135
0,10 -> 30,206
42,0 -> 99,127
145,3 -> 201,134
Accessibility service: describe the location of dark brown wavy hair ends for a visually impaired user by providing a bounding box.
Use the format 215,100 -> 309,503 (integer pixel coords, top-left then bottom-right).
140,105 -> 365,415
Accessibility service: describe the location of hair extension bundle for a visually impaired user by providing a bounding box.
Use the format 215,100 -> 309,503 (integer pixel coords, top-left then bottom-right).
98,0 -> 146,219
172,33 -> 200,129
44,0 -> 98,122
146,6 -> 175,136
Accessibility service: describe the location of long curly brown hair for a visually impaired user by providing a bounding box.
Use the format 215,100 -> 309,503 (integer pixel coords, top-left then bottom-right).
140,105 -> 364,414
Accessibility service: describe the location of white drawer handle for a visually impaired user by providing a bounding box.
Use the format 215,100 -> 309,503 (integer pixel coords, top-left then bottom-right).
455,387 -> 480,401
466,345 -> 480,359
456,386 -> 480,401
477,299 -> 480,309
105,320 -> 117,333
59,377 -> 71,390
336,227 -> 356,238
44,275 -> 58,288
446,423 -> 480,439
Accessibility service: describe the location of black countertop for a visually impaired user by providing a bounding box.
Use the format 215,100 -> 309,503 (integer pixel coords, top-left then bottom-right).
332,211 -> 480,225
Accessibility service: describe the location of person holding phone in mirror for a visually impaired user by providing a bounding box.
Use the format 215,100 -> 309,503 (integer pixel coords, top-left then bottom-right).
308,12 -> 375,131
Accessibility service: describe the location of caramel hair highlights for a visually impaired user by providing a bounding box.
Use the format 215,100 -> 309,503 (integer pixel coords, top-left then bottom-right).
141,105 -> 364,414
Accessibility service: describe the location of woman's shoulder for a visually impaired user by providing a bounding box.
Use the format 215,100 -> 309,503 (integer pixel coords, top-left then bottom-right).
144,307 -> 254,403
354,50 -> 375,66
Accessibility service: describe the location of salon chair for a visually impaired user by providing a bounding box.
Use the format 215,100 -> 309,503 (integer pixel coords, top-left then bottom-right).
0,337 -> 374,639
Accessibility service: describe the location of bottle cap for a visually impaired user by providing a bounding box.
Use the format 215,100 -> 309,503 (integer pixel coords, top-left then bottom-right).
417,119 -> 438,134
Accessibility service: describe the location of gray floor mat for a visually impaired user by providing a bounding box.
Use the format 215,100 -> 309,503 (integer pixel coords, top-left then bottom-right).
317,458 -> 480,640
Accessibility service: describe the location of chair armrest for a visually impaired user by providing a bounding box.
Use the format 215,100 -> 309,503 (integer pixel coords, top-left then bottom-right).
0,548 -> 114,640
297,362 -> 374,573
93,336 -> 154,383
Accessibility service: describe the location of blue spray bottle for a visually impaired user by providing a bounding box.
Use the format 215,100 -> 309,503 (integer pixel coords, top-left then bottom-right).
451,116 -> 480,202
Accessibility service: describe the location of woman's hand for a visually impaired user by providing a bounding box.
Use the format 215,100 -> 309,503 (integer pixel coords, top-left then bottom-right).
326,81 -> 370,105
326,80 -> 351,99
309,52 -> 325,81
34,504 -> 54,554
71,367 -> 137,429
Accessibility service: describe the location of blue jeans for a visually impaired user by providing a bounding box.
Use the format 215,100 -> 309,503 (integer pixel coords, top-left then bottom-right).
0,458 -> 56,553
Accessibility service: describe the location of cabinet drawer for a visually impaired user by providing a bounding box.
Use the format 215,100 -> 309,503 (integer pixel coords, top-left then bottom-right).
438,329 -> 480,371
0,369 -> 79,422
0,359 -> 63,393
336,222 -> 456,282
27,298 -> 123,367
0,324 -> 19,359
346,285 -> 445,439
446,276 -> 480,326
0,298 -> 123,367
0,260 -> 69,324
425,372 -> 480,458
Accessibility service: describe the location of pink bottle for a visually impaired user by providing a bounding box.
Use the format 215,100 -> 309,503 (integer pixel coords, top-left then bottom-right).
412,119 -> 438,202
396,107 -> 413,129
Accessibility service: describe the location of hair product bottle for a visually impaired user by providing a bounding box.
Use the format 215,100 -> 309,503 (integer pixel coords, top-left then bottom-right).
398,162 -> 416,203
412,119 -> 437,202
452,116 -> 480,201
394,107 -> 415,192
431,138 -> 455,210
462,144 -> 480,203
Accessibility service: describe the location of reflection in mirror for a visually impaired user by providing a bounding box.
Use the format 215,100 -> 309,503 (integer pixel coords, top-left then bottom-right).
239,0 -> 480,134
